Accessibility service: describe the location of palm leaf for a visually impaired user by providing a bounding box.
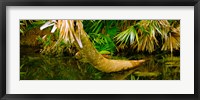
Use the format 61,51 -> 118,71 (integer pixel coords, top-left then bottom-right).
40,20 -> 84,49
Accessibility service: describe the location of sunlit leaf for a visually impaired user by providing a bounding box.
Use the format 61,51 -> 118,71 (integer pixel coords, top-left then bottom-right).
40,21 -> 54,30
51,24 -> 57,33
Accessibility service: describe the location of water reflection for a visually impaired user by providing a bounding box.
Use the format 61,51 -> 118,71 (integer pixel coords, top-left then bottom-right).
20,54 -> 180,80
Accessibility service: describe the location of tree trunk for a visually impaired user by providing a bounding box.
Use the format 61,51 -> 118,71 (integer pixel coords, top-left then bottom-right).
76,31 -> 145,73
21,27 -> 145,73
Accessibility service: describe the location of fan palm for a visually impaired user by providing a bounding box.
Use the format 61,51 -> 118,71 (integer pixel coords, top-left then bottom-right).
114,20 -> 180,53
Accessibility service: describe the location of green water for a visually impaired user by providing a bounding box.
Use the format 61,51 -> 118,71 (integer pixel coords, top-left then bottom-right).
20,53 -> 180,80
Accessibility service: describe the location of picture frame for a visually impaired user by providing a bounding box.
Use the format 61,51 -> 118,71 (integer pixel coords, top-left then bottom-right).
0,0 -> 199,100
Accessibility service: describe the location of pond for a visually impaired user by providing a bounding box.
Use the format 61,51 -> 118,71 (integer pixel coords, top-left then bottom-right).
20,48 -> 180,80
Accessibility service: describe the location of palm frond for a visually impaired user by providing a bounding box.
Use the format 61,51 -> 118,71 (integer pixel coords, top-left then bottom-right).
40,20 -> 83,49
115,26 -> 139,49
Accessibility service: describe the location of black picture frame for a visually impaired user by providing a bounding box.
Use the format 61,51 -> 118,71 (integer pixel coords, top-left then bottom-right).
0,0 -> 199,100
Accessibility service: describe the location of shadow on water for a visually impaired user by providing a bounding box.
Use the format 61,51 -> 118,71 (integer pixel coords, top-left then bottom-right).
20,52 -> 180,80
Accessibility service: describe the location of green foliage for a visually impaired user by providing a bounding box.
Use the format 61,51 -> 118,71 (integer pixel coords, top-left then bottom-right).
114,20 -> 180,54
83,20 -> 180,54
21,20 -> 180,56
36,30 -> 76,56
20,20 -> 47,36
115,25 -> 139,49
88,33 -> 116,54
20,20 -> 180,80
83,20 -> 127,54
99,50 -> 111,55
